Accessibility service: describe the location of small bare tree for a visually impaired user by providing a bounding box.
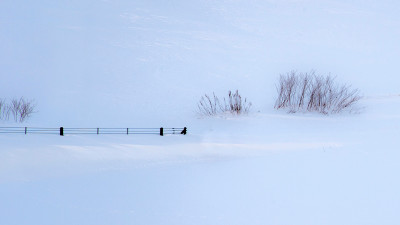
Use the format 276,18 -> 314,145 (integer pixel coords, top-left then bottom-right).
18,98 -> 36,122
198,90 -> 252,116
9,97 -> 36,122
275,71 -> 361,114
10,98 -> 22,122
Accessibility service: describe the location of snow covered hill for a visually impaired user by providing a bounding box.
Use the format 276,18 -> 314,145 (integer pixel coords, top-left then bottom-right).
1,0 -> 400,224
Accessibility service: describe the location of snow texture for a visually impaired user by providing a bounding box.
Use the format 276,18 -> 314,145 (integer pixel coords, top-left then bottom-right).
1,0 -> 400,224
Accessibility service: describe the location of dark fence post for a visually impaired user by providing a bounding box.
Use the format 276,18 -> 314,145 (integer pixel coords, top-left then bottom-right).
25,127 -> 27,135
60,127 -> 64,136
160,127 -> 163,136
181,127 -> 187,135
97,128 -> 99,135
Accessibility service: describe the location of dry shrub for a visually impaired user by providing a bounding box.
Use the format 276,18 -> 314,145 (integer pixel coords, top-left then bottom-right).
198,90 -> 252,116
197,92 -> 220,116
275,71 -> 361,114
0,99 -> 9,120
0,97 -> 36,122
17,97 -> 36,122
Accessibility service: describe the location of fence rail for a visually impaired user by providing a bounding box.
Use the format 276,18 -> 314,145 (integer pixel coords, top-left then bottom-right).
0,127 -> 187,136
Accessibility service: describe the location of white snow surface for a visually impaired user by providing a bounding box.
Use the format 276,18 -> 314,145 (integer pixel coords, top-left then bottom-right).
1,0 -> 400,224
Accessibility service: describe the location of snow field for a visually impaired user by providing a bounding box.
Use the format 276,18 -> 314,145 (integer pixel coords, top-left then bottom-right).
1,96 -> 399,225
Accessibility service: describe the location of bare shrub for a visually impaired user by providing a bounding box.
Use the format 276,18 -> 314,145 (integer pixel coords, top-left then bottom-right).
0,99 -> 9,120
197,92 -> 221,116
9,97 -> 36,122
10,98 -> 22,122
223,90 -> 252,115
0,99 -> 4,119
198,90 -> 252,116
19,98 -> 36,122
275,71 -> 361,114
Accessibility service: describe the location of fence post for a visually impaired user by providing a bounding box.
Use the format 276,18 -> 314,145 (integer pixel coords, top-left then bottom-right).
97,128 -> 99,135
60,127 -> 64,136
160,127 -> 163,136
25,127 -> 27,135
127,128 -> 129,135
181,127 -> 187,135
